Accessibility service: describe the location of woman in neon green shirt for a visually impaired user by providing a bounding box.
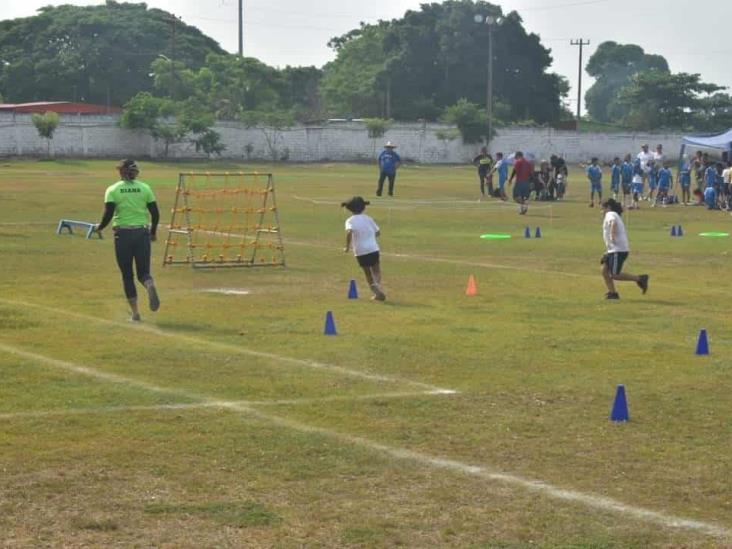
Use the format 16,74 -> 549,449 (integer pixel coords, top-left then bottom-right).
95,159 -> 160,321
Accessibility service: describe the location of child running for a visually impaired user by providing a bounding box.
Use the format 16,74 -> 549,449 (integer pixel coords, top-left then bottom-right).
600,198 -> 649,300
586,157 -> 602,207
342,196 -> 386,301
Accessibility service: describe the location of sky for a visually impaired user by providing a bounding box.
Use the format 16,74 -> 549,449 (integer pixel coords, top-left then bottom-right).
2,0 -> 732,113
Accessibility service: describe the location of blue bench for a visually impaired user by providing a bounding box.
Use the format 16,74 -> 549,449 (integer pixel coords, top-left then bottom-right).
56,219 -> 102,239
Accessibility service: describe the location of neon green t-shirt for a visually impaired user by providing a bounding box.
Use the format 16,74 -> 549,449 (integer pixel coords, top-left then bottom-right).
104,179 -> 156,227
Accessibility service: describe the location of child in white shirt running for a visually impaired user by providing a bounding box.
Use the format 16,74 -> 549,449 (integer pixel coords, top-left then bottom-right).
342,196 -> 386,301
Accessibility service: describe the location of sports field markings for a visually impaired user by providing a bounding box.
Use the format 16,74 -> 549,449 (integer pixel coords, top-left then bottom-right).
0,297 -> 457,395
1,340 -> 729,540
0,391 -> 450,421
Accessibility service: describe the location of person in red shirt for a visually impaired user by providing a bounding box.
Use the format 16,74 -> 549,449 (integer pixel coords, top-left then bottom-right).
508,151 -> 533,215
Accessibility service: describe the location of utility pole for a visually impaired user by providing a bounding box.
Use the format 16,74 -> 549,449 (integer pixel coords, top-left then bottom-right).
238,0 -> 244,57
570,39 -> 590,131
486,19 -> 495,147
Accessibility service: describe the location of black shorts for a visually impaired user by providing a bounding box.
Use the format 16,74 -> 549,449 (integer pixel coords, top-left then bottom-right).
601,252 -> 628,275
356,251 -> 380,268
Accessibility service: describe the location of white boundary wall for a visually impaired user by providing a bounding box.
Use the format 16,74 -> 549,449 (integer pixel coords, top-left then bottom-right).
0,113 -> 685,164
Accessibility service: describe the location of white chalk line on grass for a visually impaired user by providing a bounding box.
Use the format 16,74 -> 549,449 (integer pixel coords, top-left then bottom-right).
0,391 -> 452,421
0,297 -> 456,395
0,341 -> 729,540
292,195 -> 557,211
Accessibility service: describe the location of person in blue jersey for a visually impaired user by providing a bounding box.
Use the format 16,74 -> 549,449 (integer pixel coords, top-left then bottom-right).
654,163 -> 673,207
678,159 -> 692,205
647,160 -> 659,202
489,151 -> 509,200
586,157 -> 603,208
610,157 -> 621,200
630,159 -> 644,209
376,141 -> 401,197
703,162 -> 719,209
621,154 -> 634,208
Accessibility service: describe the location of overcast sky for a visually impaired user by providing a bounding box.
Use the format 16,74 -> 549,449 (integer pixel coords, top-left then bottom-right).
3,0 -> 732,113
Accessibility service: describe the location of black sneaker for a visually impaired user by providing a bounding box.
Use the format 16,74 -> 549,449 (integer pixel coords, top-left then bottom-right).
637,274 -> 649,294
146,282 -> 160,311
605,292 -> 620,300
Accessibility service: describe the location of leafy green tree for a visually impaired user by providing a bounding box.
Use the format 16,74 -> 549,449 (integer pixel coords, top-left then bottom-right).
364,117 -> 392,155
0,1 -> 223,105
120,92 -> 222,157
441,99 -> 489,144
321,23 -> 389,118
616,72 -> 724,131
280,66 -> 324,122
694,93 -> 732,131
31,111 -> 60,157
322,1 -> 567,123
584,41 -> 669,123
240,111 -> 294,161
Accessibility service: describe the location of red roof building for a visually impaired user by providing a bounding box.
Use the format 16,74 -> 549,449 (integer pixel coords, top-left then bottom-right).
0,102 -> 121,114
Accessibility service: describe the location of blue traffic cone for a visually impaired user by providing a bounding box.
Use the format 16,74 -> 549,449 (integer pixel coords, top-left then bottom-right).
324,311 -> 337,335
695,329 -> 709,355
677,225 -> 684,237
347,279 -> 358,299
524,226 -> 531,238
610,384 -> 630,422
535,226 -> 542,238
670,225 -> 677,237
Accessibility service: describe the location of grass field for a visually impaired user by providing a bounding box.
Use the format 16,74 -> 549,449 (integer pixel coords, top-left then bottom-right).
1,159 -> 731,548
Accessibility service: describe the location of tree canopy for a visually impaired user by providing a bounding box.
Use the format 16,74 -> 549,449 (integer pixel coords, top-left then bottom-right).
584,41 -> 670,124
0,1 -> 224,105
322,1 -> 568,123
585,41 -> 732,131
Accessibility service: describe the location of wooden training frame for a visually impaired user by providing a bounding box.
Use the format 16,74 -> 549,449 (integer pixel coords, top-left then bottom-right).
163,172 -> 285,268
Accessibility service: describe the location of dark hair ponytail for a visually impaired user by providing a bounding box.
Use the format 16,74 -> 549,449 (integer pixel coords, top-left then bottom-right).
602,198 -> 623,216
117,159 -> 139,181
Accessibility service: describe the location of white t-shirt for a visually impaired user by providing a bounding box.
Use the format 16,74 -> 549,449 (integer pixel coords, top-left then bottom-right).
653,150 -> 665,168
603,211 -> 630,253
637,150 -> 653,173
723,167 -> 732,184
345,213 -> 380,256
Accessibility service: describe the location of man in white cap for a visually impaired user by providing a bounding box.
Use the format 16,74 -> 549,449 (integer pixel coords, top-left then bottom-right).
376,141 -> 401,197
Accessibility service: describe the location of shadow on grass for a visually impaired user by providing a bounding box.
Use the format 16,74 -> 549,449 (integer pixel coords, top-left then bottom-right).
144,501 -> 281,527
155,321 -> 239,337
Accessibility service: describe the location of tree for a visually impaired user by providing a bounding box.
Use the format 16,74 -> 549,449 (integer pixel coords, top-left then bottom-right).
240,111 -> 294,162
31,111 -> 60,158
584,41 -> 669,123
441,99 -> 489,144
364,117 -> 392,155
120,92 -> 222,157
321,23 -> 390,118
321,1 -> 567,123
0,1 -> 223,105
616,72 -> 724,131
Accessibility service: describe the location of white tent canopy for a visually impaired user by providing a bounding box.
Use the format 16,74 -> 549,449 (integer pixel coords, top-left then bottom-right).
679,129 -> 732,161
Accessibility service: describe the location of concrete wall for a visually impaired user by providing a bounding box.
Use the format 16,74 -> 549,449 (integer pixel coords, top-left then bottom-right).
0,112 -> 685,164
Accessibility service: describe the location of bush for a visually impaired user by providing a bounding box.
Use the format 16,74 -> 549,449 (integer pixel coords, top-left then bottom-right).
441,99 -> 489,144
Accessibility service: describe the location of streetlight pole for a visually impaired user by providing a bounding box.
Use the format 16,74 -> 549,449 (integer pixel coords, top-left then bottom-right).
238,0 -> 244,57
570,38 -> 590,131
475,14 -> 502,149
486,16 -> 495,149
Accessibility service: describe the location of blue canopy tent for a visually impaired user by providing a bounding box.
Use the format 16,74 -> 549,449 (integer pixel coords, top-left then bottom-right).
679,129 -> 732,163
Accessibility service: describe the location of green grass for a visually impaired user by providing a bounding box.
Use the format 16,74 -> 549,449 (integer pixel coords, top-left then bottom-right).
1,159 -> 730,547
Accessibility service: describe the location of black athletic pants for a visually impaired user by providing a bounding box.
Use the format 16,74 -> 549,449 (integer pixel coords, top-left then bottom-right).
114,228 -> 152,299
377,171 -> 396,196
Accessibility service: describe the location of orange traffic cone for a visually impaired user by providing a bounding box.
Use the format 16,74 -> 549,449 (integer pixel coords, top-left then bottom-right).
465,274 -> 478,296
